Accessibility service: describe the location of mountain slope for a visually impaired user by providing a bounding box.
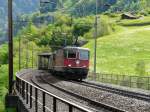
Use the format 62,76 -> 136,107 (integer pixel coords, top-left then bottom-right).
0,0 -> 150,42
0,0 -> 39,41
84,17 -> 150,75
109,0 -> 150,12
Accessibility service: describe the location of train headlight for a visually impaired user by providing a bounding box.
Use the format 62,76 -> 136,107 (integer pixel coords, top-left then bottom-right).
68,64 -> 72,67
76,60 -> 80,65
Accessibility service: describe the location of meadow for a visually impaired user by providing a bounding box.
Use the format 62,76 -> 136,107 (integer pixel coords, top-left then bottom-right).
85,16 -> 150,76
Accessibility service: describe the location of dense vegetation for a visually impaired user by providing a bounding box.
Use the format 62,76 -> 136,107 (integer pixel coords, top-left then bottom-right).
1,0 -> 150,41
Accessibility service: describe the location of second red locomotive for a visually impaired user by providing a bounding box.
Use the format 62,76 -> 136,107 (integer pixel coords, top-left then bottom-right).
38,46 -> 90,80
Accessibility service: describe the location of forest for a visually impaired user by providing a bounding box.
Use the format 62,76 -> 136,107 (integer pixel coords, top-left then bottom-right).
0,0 -> 150,40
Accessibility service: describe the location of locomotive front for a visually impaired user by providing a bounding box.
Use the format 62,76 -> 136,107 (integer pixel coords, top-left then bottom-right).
63,47 -> 90,79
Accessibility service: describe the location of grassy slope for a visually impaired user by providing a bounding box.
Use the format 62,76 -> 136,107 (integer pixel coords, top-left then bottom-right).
85,17 -> 150,75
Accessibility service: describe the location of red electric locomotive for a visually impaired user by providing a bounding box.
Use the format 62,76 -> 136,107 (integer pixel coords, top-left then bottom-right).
38,46 -> 90,80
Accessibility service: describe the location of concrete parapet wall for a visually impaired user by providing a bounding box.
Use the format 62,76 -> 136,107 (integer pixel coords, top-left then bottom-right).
5,94 -> 29,112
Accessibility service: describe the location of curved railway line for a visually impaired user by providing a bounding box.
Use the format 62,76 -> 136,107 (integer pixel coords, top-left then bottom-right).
16,70 -> 96,112
16,70 -> 150,112
71,80 -> 150,102
32,72 -> 126,112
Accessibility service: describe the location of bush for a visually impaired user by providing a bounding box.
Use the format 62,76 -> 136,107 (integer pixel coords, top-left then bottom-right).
0,44 -> 8,64
103,12 -> 118,18
135,60 -> 146,76
140,11 -> 149,16
83,15 -> 116,39
97,16 -> 115,37
49,26 -> 73,50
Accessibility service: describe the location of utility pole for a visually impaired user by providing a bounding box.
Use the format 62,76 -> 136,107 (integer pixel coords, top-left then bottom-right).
62,33 -> 67,47
8,0 -> 13,94
19,35 -> 21,70
26,40 -> 29,68
17,15 -> 21,70
32,43 -> 34,68
94,0 -> 98,79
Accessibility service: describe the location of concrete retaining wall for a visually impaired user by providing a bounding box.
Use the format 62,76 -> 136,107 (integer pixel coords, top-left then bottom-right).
5,94 -> 29,112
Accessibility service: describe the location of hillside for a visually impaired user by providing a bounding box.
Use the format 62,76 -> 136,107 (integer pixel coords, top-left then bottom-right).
0,0 -> 39,42
85,16 -> 150,75
1,0 -> 150,42
1,0 -> 150,22
109,0 -> 150,12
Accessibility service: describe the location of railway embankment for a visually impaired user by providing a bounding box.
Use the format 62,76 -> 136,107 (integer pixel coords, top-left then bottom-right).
6,69 -> 150,112
30,70 -> 150,112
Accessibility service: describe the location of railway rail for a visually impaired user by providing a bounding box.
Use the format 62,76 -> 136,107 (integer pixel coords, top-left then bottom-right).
39,72 -> 150,112
16,72 -> 95,112
71,80 -> 150,102
16,70 -> 150,112
35,73 -> 126,112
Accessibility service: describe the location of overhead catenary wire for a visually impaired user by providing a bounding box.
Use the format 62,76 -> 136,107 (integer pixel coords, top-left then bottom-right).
14,0 -> 103,27
15,0 -> 99,55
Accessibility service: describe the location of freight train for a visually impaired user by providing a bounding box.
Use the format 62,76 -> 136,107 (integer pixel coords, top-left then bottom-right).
38,46 -> 90,80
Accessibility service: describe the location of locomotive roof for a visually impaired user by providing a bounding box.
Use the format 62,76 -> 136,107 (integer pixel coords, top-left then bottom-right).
64,46 -> 90,51
38,53 -> 52,56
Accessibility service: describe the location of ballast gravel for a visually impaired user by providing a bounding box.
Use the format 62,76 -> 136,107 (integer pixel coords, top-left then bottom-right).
18,70 -> 150,112
41,72 -> 150,112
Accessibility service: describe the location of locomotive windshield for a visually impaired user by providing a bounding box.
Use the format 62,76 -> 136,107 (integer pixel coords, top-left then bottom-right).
79,50 -> 89,60
66,50 -> 77,59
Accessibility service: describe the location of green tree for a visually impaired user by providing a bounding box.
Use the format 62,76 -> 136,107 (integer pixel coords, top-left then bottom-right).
0,45 -> 8,64
73,17 -> 92,43
50,27 -> 73,49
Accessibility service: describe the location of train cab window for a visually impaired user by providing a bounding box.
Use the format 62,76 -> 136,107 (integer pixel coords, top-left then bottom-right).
79,50 -> 89,60
67,50 -> 77,59
64,50 -> 67,58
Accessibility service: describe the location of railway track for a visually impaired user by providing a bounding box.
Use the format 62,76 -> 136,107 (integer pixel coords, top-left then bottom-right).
34,74 -> 126,112
17,70 -> 150,112
70,80 -> 150,102
16,71 -> 95,112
